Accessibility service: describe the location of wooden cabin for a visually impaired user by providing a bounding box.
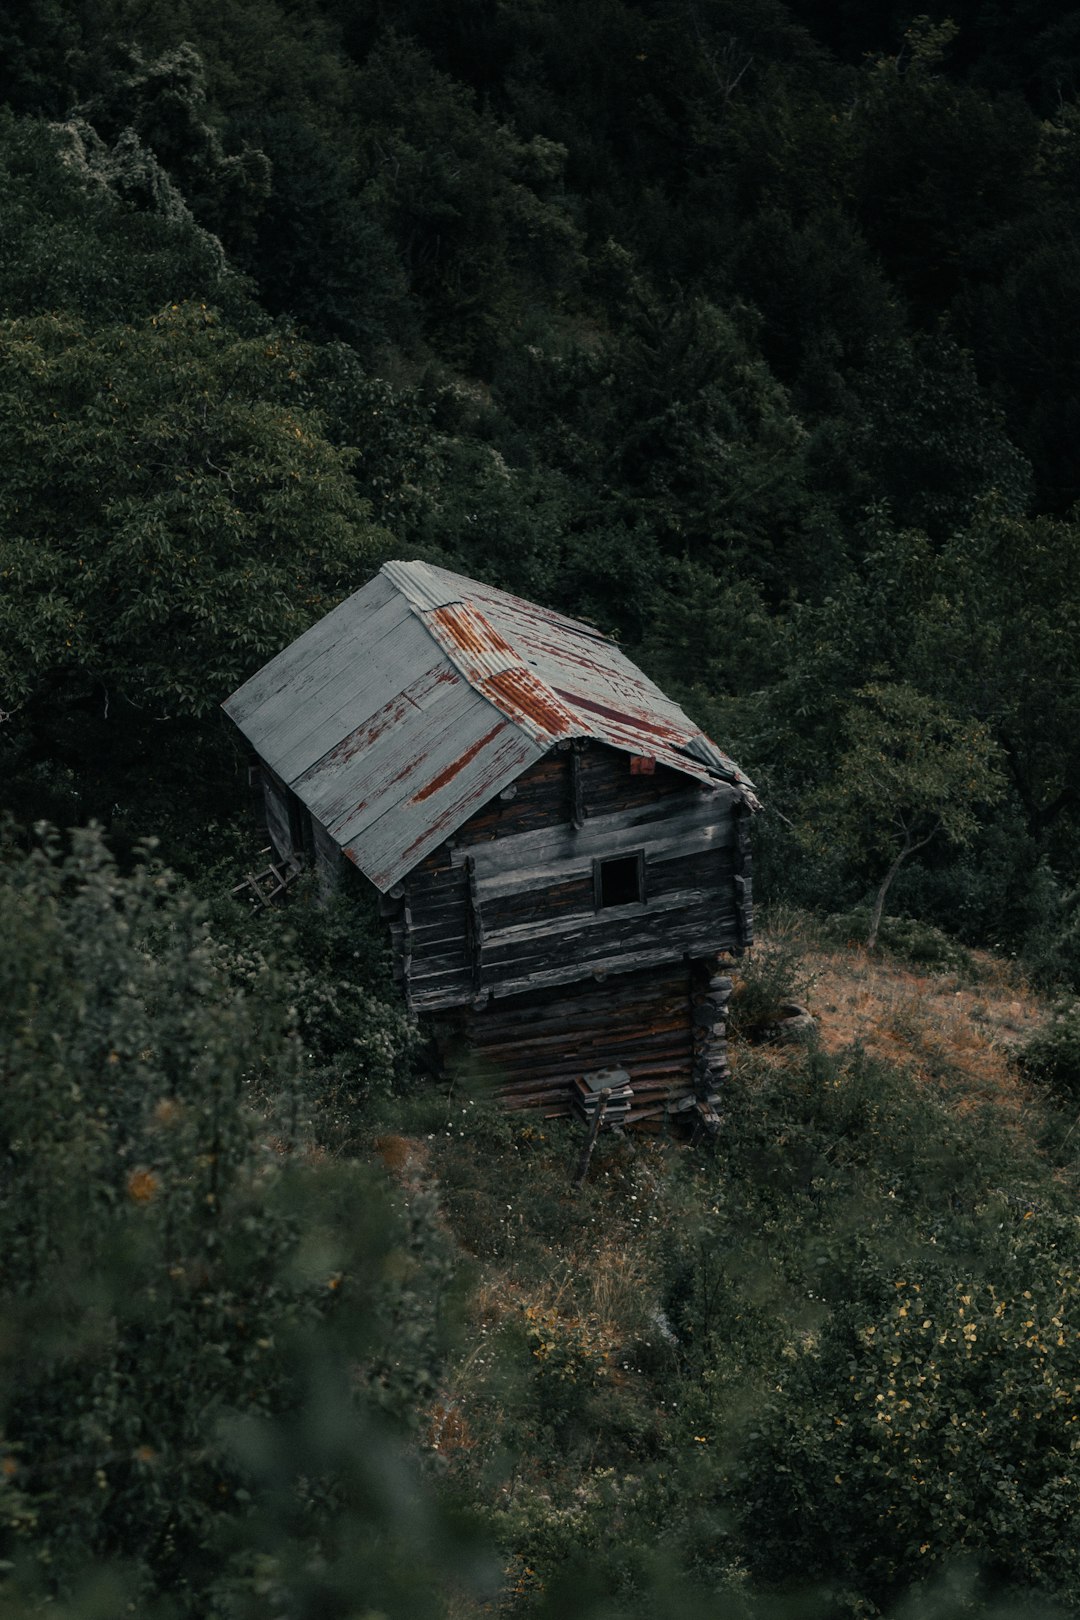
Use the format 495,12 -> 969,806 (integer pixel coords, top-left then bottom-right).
223,560 -> 759,1131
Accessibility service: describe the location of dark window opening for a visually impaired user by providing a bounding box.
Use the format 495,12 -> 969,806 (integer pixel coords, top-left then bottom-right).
595,852 -> 645,908
288,788 -> 313,857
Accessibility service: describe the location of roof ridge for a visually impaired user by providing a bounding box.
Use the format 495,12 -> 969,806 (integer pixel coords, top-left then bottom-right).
382,557 -> 759,800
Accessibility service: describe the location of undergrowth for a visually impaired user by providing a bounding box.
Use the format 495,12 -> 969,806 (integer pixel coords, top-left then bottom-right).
389,931 -> 1080,1619
821,909 -> 977,976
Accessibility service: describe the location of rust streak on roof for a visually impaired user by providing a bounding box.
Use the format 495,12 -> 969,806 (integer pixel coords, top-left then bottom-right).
430,603 -> 515,659
553,688 -> 681,742
411,721 -> 507,803
479,668 -> 576,737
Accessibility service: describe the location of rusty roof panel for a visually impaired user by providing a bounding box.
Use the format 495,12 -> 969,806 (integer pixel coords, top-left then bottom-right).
334,711 -> 542,891
298,671 -> 481,840
223,558 -> 757,892
391,561 -> 757,795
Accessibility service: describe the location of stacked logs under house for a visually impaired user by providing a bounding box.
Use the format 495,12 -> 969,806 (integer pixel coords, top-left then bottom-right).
224,559 -> 758,1138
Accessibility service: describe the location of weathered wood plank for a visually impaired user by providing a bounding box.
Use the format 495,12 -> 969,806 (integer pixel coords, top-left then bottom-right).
475,1030 -> 692,1078
263,593 -> 425,779
465,856 -> 483,993
480,893 -> 739,960
731,801 -> 754,950
478,879 -> 595,934
312,815 -> 342,900
262,773 -> 297,863
454,791 -> 734,879
411,936 -> 734,1007
456,753 -> 569,844
408,856 -> 464,883
471,822 -> 734,901
445,955 -> 701,1118
225,573 -> 401,734
570,747 -> 585,829
578,746 -> 688,804
470,973 -> 690,1025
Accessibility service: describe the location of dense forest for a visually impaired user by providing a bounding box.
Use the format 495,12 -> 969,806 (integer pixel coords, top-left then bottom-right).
4,2 -> 1080,1615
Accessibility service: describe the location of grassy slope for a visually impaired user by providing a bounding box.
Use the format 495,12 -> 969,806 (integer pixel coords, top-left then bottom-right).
361,916 -> 1066,1613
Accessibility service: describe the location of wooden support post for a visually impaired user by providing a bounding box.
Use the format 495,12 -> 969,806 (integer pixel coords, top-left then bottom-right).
569,745 -> 585,830
731,801 -> 753,951
572,1088 -> 610,1187
402,896 -> 415,1014
690,957 -> 731,1099
465,855 -> 485,993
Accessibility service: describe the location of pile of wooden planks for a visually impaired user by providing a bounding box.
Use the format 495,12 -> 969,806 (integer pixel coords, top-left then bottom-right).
572,1067 -> 634,1123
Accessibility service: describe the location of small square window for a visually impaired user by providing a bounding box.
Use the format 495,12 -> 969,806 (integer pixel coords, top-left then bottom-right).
595,852 -> 645,908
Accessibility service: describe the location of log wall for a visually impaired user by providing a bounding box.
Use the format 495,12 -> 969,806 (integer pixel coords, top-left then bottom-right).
437,955 -> 732,1129
390,742 -> 749,1011
262,766 -> 306,865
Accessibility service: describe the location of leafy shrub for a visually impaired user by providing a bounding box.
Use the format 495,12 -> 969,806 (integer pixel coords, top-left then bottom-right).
728,1224 -> 1080,1611
1017,1000 -> 1080,1105
522,1303 -> 611,1433
822,909 -> 974,974
0,827 -> 459,1616
648,1034 -> 1078,1613
726,917 -> 813,1042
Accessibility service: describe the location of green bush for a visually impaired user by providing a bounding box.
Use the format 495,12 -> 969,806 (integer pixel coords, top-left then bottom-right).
1017,1001 -> 1080,1106
728,1222 -> 1080,1610
0,826 -> 461,1616
821,910 -> 974,975
726,917 -> 814,1042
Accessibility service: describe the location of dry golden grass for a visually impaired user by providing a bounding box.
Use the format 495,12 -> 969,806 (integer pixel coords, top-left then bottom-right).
373,1131 -> 432,1181
787,941 -> 1045,1125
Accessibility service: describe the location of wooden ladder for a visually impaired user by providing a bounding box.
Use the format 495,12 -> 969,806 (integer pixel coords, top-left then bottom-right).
232,848 -> 302,909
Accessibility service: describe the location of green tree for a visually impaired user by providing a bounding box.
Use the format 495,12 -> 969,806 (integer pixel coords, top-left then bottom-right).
803,682 -> 1005,947
0,0 -> 80,115
351,31 -> 583,371
851,19 -> 1039,320
917,507 -> 1080,860
0,303 -> 389,822
70,42 -> 271,251
237,112 -> 414,360
0,111 -> 246,324
830,334 -> 1032,539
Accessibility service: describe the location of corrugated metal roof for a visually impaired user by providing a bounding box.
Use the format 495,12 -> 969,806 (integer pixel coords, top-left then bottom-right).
223,560 -> 758,892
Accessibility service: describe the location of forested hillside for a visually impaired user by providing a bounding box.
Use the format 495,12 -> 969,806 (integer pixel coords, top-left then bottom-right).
3,3 -> 1080,1616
